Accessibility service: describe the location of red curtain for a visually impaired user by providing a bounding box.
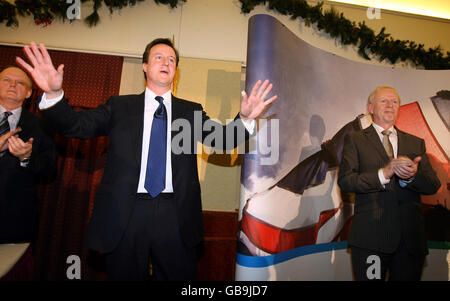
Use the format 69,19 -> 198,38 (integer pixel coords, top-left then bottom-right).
0,45 -> 123,280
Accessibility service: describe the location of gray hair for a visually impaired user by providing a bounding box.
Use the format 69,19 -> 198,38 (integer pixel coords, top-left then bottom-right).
367,86 -> 401,105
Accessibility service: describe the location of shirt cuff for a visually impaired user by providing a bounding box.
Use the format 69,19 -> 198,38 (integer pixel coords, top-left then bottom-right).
39,91 -> 64,110
241,119 -> 256,135
399,177 -> 414,187
378,168 -> 390,187
20,161 -> 30,168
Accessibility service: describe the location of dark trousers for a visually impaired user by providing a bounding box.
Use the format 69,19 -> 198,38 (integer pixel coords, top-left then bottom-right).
105,193 -> 198,281
350,238 -> 425,281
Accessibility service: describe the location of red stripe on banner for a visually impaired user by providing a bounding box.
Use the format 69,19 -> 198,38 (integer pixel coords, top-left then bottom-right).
333,216 -> 353,242
396,102 -> 449,206
314,207 -> 341,241
396,102 -> 448,163
242,207 -> 340,254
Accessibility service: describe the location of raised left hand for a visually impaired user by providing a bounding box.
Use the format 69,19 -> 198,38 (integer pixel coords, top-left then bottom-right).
240,79 -> 278,121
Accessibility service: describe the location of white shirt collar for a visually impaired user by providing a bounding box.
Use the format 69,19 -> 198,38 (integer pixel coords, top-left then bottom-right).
0,104 -> 22,126
0,104 -> 22,115
145,87 -> 172,105
372,122 -> 396,137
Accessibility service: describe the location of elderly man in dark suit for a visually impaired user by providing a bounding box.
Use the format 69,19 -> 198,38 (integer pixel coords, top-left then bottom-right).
0,66 -> 56,245
338,86 -> 440,281
17,39 -> 277,280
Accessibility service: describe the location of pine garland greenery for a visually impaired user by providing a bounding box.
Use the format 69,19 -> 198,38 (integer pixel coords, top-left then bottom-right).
0,0 -> 184,27
0,0 -> 448,69
239,0 -> 450,70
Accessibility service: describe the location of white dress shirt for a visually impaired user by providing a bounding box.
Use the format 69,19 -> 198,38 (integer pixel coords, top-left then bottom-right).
137,88 -> 173,193
371,123 -> 398,186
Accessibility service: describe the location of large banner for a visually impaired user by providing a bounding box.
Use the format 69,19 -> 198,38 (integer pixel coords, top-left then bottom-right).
236,14 -> 449,281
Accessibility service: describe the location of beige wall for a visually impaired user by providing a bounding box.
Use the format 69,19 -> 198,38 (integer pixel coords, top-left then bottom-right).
176,58 -> 243,211
1,0 -> 449,211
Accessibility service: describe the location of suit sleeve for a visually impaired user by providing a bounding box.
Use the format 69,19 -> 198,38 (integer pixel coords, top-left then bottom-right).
338,133 -> 384,194
199,105 -> 251,151
38,95 -> 112,139
404,139 -> 441,195
27,117 -> 57,179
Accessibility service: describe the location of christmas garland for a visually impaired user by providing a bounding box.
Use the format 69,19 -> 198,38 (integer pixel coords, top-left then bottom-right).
240,0 -> 450,69
0,0 -> 448,69
0,0 -> 184,27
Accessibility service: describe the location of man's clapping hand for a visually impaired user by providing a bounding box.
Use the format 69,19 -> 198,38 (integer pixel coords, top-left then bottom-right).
392,155 -> 421,180
0,127 -> 22,152
382,155 -> 421,180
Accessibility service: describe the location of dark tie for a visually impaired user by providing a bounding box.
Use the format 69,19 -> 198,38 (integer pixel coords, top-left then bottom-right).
382,130 -> 394,159
0,111 -> 12,136
144,96 -> 167,197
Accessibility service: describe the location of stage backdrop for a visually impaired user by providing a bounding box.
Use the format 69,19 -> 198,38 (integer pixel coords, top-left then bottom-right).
236,14 -> 449,281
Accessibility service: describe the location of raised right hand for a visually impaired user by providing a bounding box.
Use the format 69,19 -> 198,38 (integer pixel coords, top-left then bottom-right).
16,42 -> 64,99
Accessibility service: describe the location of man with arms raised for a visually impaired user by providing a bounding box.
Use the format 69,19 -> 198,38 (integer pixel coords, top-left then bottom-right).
18,39 -> 277,280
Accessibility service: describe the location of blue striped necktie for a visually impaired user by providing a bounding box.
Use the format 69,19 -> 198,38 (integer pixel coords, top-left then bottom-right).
0,111 -> 12,136
144,96 -> 167,197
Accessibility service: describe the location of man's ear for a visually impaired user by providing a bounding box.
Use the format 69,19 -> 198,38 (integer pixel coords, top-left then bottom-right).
142,63 -> 148,80
367,102 -> 373,115
25,88 -> 32,99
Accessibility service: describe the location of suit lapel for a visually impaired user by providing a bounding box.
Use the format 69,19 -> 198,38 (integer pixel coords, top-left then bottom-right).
396,126 -> 408,157
17,109 -> 33,140
170,95 -> 184,128
130,93 -> 146,166
170,95 -> 184,185
364,124 -> 390,161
